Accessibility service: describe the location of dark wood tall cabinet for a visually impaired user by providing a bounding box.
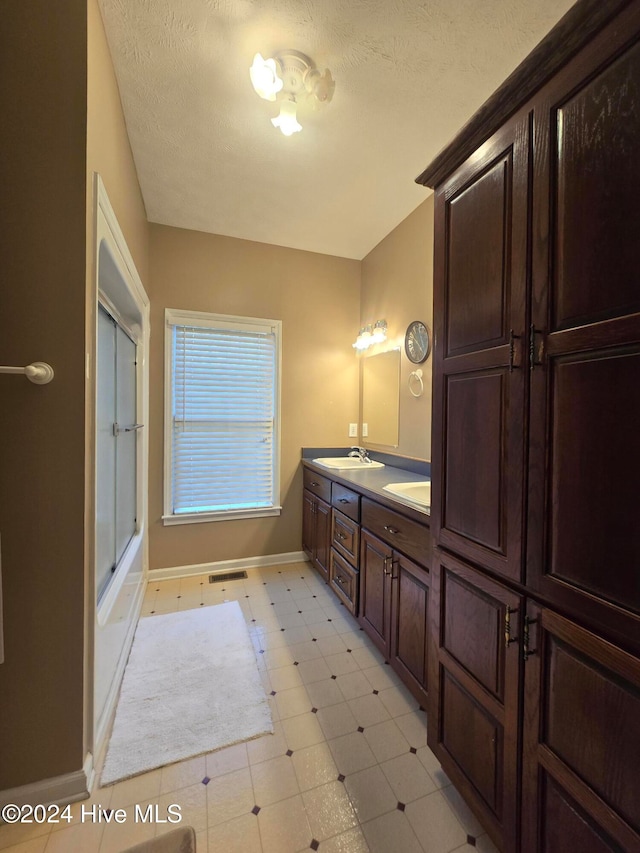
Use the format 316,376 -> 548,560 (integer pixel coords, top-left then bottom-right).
418,1 -> 640,850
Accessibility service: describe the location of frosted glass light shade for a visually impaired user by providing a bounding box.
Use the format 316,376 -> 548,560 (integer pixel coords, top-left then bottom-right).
250,53 -> 283,102
271,100 -> 302,136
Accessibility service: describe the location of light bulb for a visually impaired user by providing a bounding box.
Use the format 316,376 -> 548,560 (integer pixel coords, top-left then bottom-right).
250,53 -> 283,102
271,100 -> 302,136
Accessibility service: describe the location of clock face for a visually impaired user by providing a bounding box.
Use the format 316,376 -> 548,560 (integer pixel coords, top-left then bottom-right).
404,321 -> 430,364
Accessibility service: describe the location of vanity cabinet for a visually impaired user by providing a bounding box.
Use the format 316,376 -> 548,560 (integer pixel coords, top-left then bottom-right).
301,462 -> 431,704
360,498 -> 431,706
419,1 -> 640,849
302,469 -> 332,582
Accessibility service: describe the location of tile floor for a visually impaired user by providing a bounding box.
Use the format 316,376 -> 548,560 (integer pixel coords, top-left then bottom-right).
0,562 -> 500,853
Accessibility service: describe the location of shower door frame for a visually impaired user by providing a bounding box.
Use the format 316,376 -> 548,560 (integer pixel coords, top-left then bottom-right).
88,174 -> 150,777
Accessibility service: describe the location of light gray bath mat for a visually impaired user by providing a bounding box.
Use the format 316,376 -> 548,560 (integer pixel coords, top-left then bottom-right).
101,601 -> 273,785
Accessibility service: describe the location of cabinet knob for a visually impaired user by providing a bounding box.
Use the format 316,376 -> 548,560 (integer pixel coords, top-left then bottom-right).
338,498 -> 350,504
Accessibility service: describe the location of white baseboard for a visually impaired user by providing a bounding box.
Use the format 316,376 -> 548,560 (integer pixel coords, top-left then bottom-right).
149,551 -> 309,582
0,752 -> 94,809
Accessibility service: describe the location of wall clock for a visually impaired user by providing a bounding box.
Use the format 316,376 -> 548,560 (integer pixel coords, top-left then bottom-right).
404,321 -> 430,364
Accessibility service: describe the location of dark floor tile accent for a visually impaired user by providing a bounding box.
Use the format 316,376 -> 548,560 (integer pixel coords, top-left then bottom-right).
150,611 -> 156,614
337,774 -> 345,783
312,638 -> 317,642
201,777 -> 210,785
409,747 -> 417,755
357,726 -> 364,733
327,619 -> 332,622
294,661 -> 299,666
331,675 -> 337,680
298,610 -> 303,614
286,749 -> 293,757
311,707 -> 318,714
270,691 -> 277,696
252,805 -> 261,815
467,836 -> 476,847
281,628 -> 286,632
310,840 -> 320,850
259,650 -> 265,654
397,802 -> 406,812
346,649 -> 352,653
384,660 -> 390,666
372,690 -> 379,695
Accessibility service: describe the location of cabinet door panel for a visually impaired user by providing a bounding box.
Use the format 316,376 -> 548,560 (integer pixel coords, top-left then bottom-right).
302,489 -> 314,558
391,554 -> 429,705
441,671 -> 501,814
447,156 -> 510,355
522,604 -> 640,852
359,529 -> 392,656
314,498 -> 331,582
554,38 -> 640,329
529,8 -> 640,652
443,370 -> 504,554
442,568 -> 504,701
432,112 -> 529,583
541,775 -> 621,853
548,349 -> 640,613
428,551 -> 522,852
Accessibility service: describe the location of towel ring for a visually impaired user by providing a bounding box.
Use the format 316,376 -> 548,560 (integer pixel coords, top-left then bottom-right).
408,369 -> 424,398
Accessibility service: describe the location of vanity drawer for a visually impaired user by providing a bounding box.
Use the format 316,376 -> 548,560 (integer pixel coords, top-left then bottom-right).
303,468 -> 331,503
329,550 -> 358,614
362,497 -> 431,567
331,483 -> 361,522
331,509 -> 360,567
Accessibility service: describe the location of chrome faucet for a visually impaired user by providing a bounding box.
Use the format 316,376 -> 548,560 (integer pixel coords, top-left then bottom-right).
348,446 -> 371,463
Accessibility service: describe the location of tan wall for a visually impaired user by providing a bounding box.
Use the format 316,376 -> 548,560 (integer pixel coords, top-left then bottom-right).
87,0 -> 149,284
0,0 -> 88,788
85,0 -> 150,752
360,197 -> 434,461
148,225 -> 360,571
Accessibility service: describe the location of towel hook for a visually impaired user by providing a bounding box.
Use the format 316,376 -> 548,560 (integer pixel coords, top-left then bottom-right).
0,362 -> 55,385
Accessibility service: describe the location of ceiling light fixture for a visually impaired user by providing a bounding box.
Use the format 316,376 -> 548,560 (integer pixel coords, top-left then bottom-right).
250,50 -> 335,136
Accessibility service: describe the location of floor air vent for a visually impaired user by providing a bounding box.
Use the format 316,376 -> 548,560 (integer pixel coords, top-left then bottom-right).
208,571 -> 248,583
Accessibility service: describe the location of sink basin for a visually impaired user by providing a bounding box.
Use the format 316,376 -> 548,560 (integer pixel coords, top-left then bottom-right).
312,457 -> 385,470
383,481 -> 431,507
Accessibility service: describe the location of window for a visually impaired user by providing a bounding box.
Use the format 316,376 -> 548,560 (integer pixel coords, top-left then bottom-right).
163,309 -> 281,524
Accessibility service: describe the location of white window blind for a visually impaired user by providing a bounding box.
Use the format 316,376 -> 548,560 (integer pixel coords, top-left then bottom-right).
165,310 -> 281,522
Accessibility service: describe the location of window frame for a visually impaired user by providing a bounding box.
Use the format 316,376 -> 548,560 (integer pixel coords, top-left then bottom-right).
163,307 -> 282,526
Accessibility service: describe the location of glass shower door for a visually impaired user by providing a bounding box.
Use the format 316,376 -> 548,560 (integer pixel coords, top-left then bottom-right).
96,304 -> 137,603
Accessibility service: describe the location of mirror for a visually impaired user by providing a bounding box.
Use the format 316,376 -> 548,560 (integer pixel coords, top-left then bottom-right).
362,349 -> 400,447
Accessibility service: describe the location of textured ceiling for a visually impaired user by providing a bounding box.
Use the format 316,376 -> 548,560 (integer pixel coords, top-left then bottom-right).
98,0 -> 575,260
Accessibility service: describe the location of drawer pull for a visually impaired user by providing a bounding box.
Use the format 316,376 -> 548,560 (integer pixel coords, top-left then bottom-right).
310,481 -> 319,487
338,498 -> 350,504
383,525 -> 400,535
336,532 -> 347,541
335,575 -> 345,585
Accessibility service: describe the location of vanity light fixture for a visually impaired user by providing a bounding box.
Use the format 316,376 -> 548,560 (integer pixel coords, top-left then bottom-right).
353,319 -> 387,351
249,50 -> 335,136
